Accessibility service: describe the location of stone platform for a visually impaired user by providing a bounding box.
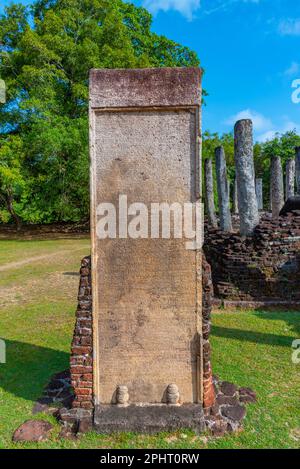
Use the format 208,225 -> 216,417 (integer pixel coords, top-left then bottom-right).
94,404 -> 205,434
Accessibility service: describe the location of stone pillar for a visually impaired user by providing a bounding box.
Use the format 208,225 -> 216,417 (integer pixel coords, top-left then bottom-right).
234,119 -> 259,236
295,147 -> 300,195
89,68 -> 206,432
285,158 -> 295,200
215,146 -> 232,232
233,177 -> 239,214
255,178 -> 263,211
270,156 -> 284,218
204,158 -> 218,228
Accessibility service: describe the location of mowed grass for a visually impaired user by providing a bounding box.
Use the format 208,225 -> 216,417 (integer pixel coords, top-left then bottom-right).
0,238 -> 299,449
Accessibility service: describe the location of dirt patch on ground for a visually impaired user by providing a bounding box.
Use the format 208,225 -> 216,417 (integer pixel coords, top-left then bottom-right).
0,270 -> 80,308
0,248 -> 84,272
0,245 -> 89,308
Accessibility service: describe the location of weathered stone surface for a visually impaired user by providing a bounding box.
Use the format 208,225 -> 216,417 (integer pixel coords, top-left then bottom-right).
271,155 -> 284,218
296,147 -> 300,195
77,416 -> 93,434
286,158 -> 295,200
205,158 -> 218,228
68,252 -> 216,431
13,420 -> 53,442
94,404 -> 205,434
221,405 -> 246,422
33,369 -> 74,414
220,381 -> 238,397
217,394 -> 239,406
234,119 -> 259,236
204,376 -> 252,435
58,407 -> 93,436
90,68 -> 202,405
89,67 -> 201,109
215,146 -> 232,232
58,426 -> 78,441
239,387 -> 257,404
205,415 -> 228,437
255,178 -> 263,211
32,402 -> 49,415
233,177 -> 239,214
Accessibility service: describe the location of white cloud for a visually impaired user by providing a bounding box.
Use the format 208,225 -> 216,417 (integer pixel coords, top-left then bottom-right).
257,120 -> 300,142
203,0 -> 259,16
142,0 -> 201,20
225,109 -> 272,132
283,62 -> 300,77
278,18 -> 300,36
142,0 -> 259,20
257,130 -> 277,142
225,110 -> 299,143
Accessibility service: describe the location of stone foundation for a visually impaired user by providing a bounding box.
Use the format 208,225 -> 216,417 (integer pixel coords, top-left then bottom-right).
57,253 -> 254,436
14,254 -> 256,440
204,211 -> 300,305
66,253 -> 216,430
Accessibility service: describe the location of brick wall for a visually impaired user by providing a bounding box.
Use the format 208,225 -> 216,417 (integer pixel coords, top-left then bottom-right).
70,256 -> 93,409
204,210 -> 300,304
202,254 -> 215,408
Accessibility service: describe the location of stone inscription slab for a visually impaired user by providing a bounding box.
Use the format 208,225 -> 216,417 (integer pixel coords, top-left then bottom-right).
90,68 -> 202,405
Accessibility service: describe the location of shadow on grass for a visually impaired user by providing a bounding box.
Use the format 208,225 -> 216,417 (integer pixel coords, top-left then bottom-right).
0,339 -> 69,402
211,325 -> 295,348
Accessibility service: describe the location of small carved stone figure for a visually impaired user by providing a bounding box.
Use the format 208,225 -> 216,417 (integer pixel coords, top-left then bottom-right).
166,384 -> 180,405
116,385 -> 129,406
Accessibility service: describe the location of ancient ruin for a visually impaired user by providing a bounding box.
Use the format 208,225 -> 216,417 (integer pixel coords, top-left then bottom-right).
67,67 -> 210,433
271,155 -> 284,219
286,158 -> 295,200
204,120 -> 300,308
234,120 -> 259,236
215,146 -> 232,232
56,68 -> 256,436
205,158 -> 218,228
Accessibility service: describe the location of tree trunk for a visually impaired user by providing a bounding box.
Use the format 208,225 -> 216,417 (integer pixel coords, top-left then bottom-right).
5,192 -> 22,231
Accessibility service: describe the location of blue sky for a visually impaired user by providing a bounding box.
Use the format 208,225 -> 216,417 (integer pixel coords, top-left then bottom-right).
1,0 -> 300,141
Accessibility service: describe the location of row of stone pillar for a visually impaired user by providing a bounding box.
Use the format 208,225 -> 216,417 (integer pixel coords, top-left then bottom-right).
204,120 -> 300,236
270,148 -> 300,217
205,119 -> 258,236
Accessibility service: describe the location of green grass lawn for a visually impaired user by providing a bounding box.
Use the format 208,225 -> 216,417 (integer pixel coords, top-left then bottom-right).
0,238 -> 299,449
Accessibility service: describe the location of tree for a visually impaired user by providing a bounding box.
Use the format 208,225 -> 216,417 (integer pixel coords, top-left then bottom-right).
0,135 -> 26,229
0,0 -> 200,226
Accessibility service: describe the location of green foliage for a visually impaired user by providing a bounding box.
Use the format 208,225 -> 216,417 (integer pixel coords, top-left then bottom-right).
0,135 -> 26,227
0,0 -> 200,226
